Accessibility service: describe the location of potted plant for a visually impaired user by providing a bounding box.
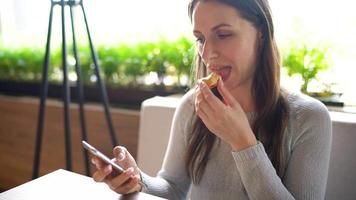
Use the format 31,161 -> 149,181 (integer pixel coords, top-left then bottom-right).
0,37 -> 194,108
282,44 -> 343,106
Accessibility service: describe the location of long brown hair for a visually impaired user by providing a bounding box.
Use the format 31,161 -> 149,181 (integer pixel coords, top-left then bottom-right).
185,0 -> 289,184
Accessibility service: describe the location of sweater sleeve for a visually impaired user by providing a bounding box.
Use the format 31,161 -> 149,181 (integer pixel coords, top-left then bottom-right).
140,91 -> 195,200
232,97 -> 332,200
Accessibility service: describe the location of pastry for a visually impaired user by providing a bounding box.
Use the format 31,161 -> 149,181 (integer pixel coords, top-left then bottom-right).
200,72 -> 220,88
199,72 -> 222,100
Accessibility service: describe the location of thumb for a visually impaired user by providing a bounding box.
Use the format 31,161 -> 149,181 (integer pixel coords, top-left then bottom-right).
217,79 -> 238,108
113,146 -> 126,161
113,146 -> 136,169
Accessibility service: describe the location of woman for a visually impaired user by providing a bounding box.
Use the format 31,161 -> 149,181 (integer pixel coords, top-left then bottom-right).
92,0 -> 332,199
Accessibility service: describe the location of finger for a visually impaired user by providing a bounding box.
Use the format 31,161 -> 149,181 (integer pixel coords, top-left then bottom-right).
92,164 -> 112,182
113,146 -> 126,162
195,98 -> 212,128
107,167 -> 135,192
113,146 -> 134,170
196,103 -> 209,123
200,81 -> 222,112
91,156 -> 106,169
217,79 -> 238,108
198,84 -> 224,127
115,175 -> 141,194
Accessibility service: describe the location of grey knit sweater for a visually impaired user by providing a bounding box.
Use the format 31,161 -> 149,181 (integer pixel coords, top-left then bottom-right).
141,90 -> 332,200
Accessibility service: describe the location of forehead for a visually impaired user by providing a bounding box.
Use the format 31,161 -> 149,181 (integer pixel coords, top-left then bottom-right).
192,1 -> 241,29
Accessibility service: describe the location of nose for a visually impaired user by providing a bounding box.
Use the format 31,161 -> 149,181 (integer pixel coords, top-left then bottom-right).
199,39 -> 218,62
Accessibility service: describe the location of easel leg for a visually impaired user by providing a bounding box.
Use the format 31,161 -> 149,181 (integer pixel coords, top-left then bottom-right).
32,2 -> 54,180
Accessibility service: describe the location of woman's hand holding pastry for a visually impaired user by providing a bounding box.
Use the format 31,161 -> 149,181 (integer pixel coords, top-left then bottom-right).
195,79 -> 257,151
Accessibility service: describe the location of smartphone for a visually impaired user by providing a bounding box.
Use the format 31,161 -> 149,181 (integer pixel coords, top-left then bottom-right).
82,140 -> 124,174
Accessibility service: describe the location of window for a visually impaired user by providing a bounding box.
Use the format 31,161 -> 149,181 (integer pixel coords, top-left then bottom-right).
270,0 -> 356,106
0,0 -> 191,45
1,0 -> 355,106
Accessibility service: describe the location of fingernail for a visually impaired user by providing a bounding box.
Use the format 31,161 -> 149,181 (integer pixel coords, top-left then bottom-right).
117,152 -> 124,161
91,158 -> 95,164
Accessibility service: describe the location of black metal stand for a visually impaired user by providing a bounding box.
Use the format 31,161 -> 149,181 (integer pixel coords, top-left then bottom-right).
32,0 -> 118,179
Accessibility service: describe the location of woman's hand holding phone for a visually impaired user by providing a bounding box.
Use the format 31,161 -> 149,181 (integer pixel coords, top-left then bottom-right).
91,146 -> 142,194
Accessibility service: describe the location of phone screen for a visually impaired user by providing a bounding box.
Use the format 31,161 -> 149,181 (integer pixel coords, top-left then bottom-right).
82,140 -> 124,174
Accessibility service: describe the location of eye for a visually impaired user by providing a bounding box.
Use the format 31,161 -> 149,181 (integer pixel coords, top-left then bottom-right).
195,37 -> 205,44
217,33 -> 232,39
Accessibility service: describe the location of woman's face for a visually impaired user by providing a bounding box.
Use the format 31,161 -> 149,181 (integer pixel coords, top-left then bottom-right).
192,1 -> 261,93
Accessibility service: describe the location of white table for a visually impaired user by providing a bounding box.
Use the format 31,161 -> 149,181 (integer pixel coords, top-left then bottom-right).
0,169 -> 165,200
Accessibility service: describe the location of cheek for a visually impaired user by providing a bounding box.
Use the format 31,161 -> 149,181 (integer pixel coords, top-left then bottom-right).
234,42 -> 258,69
223,43 -> 243,65
228,46 -> 257,83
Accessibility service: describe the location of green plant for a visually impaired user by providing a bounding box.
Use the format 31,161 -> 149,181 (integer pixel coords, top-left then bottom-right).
165,37 -> 194,86
0,47 -> 48,81
282,44 -> 332,94
0,37 -> 194,89
96,45 -> 122,85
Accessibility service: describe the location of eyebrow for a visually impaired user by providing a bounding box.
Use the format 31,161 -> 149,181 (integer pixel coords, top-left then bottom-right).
193,23 -> 232,34
212,23 -> 232,30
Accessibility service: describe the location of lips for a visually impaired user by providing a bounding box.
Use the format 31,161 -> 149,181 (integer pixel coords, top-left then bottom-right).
217,66 -> 232,81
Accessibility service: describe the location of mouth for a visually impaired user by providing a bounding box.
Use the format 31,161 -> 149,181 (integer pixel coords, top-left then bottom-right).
213,66 -> 232,82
